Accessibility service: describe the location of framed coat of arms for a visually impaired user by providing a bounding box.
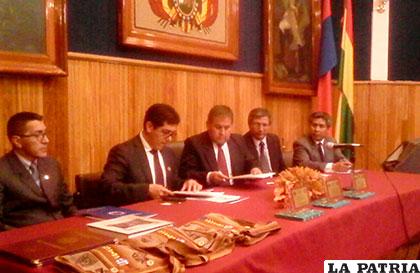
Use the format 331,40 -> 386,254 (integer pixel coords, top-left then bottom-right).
119,0 -> 239,60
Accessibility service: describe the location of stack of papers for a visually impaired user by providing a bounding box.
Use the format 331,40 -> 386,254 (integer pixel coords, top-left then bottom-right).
87,215 -> 173,238
172,191 -> 243,203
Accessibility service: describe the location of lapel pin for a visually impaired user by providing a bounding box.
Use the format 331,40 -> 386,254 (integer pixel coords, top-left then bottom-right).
167,167 -> 172,172
43,175 -> 50,180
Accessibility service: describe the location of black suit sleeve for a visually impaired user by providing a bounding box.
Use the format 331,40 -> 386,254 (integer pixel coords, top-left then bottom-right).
292,140 -> 327,171
272,135 -> 287,172
231,135 -> 260,174
178,138 -> 209,185
101,145 -> 150,205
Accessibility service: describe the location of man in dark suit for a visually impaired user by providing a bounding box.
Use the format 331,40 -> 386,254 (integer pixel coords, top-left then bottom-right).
179,105 -> 262,187
293,112 -> 352,172
0,112 -> 76,230
243,108 -> 286,173
101,103 -> 201,206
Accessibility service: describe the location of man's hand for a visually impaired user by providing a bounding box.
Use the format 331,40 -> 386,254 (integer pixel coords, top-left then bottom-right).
332,161 -> 353,172
209,171 -> 230,186
180,179 -> 203,192
250,167 -> 263,174
148,184 -> 172,200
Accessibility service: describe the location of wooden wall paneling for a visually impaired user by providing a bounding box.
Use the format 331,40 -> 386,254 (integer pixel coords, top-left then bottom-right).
353,83 -> 371,169
264,95 -> 312,151
5,52 -> 417,191
365,83 -> 388,169
67,59 -> 133,190
0,76 -> 45,155
404,84 -> 420,141
43,76 -> 69,179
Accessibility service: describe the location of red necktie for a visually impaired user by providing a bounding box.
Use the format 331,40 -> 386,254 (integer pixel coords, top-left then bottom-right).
151,150 -> 164,185
217,145 -> 229,176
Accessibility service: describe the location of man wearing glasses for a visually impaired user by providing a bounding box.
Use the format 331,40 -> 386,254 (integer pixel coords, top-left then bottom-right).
0,112 -> 76,230
101,103 -> 201,205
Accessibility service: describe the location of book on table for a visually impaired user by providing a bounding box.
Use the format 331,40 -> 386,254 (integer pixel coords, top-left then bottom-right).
87,214 -> 173,238
0,228 -> 114,267
77,205 -> 157,219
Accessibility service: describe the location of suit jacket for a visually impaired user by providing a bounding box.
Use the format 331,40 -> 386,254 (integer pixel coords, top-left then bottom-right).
101,136 -> 182,206
0,152 -> 75,230
243,132 -> 286,173
292,135 -> 347,171
179,132 -> 259,186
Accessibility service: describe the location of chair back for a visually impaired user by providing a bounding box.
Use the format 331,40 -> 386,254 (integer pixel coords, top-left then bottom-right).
282,150 -> 293,168
167,141 -> 184,163
74,172 -> 104,209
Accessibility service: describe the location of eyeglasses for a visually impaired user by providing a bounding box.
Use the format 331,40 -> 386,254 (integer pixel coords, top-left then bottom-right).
19,131 -> 48,141
160,129 -> 177,138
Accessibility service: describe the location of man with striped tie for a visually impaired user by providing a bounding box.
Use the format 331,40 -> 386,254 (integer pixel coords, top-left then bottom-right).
243,108 -> 287,174
0,112 -> 76,230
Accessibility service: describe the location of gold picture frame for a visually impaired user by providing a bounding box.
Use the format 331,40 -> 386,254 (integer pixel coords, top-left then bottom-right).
118,0 -> 239,60
0,0 -> 67,76
263,0 -> 321,95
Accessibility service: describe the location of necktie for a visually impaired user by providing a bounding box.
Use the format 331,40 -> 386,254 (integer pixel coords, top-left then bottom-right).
317,142 -> 325,162
151,150 -> 164,185
217,145 -> 229,176
259,142 -> 271,172
29,163 -> 41,187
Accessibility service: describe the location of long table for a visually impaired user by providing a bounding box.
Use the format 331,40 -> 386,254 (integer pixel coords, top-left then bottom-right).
0,171 -> 419,273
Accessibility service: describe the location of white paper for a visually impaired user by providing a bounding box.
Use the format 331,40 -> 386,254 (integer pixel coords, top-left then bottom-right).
230,172 -> 276,180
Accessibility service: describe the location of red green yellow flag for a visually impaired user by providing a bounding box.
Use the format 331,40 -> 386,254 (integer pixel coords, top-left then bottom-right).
335,0 -> 354,158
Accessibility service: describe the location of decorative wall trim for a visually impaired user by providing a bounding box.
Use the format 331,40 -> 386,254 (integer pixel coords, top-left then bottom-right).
68,52 -> 262,78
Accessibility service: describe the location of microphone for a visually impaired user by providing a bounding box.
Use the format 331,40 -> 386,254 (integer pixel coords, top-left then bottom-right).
325,142 -> 363,149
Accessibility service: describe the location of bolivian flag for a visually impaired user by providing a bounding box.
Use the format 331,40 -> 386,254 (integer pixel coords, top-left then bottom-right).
335,0 -> 354,157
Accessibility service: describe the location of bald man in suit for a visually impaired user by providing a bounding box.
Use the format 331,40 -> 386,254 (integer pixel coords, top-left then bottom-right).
0,112 -> 75,230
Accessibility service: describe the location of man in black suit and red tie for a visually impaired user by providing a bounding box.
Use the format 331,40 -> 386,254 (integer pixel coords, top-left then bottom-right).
0,112 -> 76,230
243,108 -> 286,173
101,103 -> 201,206
179,105 -> 262,187
293,111 -> 352,172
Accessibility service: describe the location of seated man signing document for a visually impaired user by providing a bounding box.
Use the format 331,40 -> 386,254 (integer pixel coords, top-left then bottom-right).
101,104 -> 201,206
179,105 -> 262,187
293,112 -> 352,172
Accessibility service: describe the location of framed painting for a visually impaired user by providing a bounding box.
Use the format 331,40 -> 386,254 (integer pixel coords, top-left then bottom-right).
0,0 -> 67,76
119,0 -> 239,60
263,0 -> 321,96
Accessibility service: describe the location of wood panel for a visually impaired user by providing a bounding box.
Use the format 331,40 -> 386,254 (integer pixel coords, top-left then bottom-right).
0,75 -> 45,155
353,82 -> 420,169
1,53 -> 419,193
66,53 -> 278,191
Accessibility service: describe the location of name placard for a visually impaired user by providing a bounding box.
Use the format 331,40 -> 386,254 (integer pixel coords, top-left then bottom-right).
291,187 -> 311,209
325,179 -> 343,199
352,173 -> 368,191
